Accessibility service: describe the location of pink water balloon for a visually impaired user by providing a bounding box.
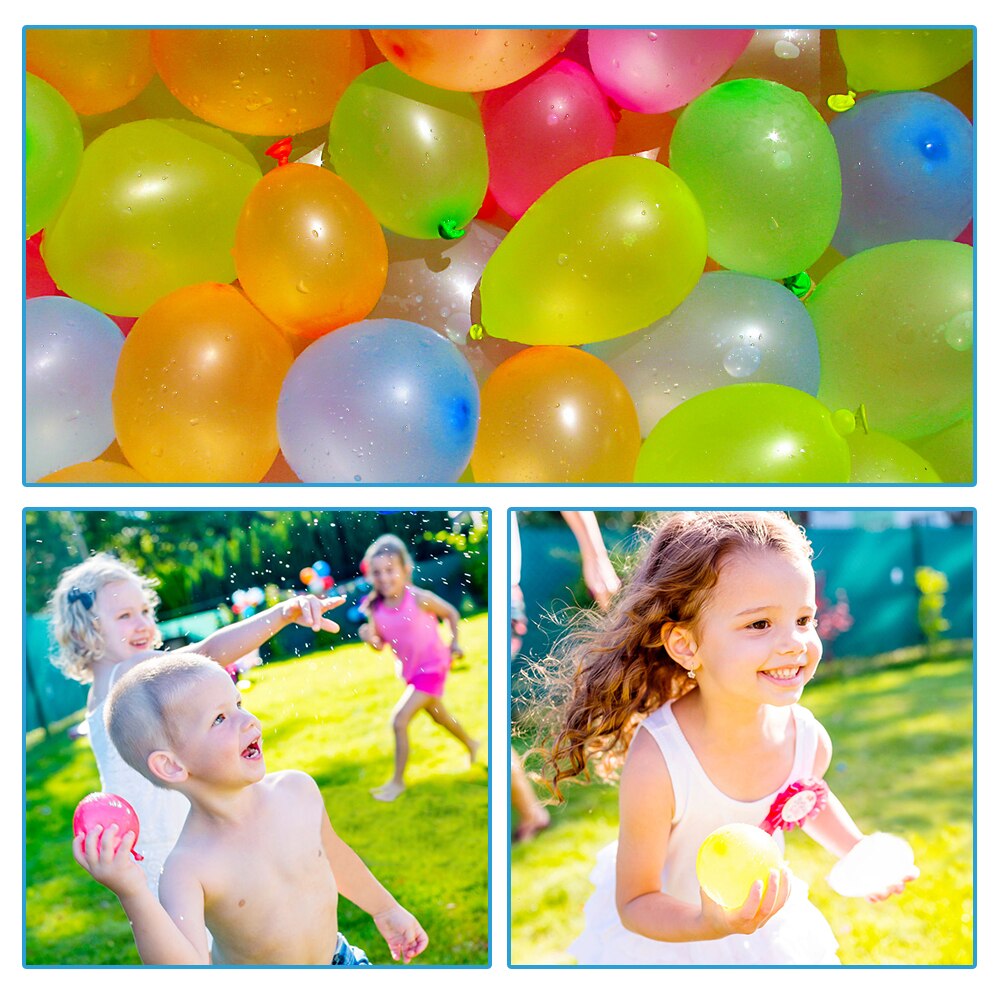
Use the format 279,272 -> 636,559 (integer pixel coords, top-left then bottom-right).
72,792 -> 143,860
481,57 -> 615,219
588,28 -> 754,113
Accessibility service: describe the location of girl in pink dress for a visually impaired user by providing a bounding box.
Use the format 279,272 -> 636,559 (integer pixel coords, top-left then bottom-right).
359,535 -> 480,802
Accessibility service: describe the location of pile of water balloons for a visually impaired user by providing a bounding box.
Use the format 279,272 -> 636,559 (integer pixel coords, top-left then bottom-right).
231,586 -> 266,618
25,27 -> 973,483
300,560 -> 336,595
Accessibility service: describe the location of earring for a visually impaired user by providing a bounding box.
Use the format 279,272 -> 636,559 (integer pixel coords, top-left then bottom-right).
686,667 -> 698,680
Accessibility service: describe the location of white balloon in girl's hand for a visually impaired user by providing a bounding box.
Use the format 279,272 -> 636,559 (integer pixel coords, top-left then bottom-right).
826,832 -> 917,897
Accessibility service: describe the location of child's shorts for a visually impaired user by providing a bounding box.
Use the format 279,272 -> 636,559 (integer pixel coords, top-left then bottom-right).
331,933 -> 372,966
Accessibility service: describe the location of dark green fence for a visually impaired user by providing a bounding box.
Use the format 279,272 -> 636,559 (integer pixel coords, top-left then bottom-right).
25,552 -> 478,735
513,518 -> 973,695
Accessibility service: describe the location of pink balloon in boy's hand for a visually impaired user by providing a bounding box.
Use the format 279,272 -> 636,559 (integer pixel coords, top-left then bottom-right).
72,792 -> 143,860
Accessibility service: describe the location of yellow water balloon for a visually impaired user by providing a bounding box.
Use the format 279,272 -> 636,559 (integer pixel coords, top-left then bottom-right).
837,29 -> 973,92
42,119 -> 261,318
696,823 -> 784,910
479,156 -> 706,345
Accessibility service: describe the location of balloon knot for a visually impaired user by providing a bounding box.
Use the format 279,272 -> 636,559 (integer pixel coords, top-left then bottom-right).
468,323 -> 485,342
826,90 -> 857,113
782,272 -> 813,299
438,219 -> 466,240
265,137 -> 294,167
855,403 -> 870,434
607,99 -> 623,123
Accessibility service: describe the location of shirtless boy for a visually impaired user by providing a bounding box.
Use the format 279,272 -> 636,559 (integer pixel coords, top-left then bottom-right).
73,651 -> 427,965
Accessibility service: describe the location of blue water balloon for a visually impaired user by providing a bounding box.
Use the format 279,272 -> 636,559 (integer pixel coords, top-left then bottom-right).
587,271 -> 820,437
26,296 -> 124,481
277,319 -> 479,483
830,91 -> 972,256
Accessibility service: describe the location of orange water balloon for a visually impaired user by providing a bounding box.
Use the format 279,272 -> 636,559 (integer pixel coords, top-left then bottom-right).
38,460 -> 147,483
151,28 -> 365,135
370,28 -> 577,91
112,283 -> 294,482
234,160 -> 387,338
471,347 -> 640,482
26,28 -> 155,115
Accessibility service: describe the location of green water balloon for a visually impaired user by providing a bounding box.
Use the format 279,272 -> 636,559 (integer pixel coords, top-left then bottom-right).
635,383 -> 852,483
810,240 -> 972,440
25,73 -> 83,238
42,119 -> 262,317
670,79 -> 841,279
479,155 -> 706,345
907,416 -> 973,484
848,429 -> 942,483
328,62 -> 488,240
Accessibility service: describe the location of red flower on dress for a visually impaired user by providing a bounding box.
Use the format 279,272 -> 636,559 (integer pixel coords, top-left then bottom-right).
761,778 -> 829,834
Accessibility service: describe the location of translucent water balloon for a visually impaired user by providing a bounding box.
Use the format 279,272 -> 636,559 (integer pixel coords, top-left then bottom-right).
26,297 -> 124,482
670,79 -> 841,278
721,29 -> 823,111
810,240 -> 972,439
470,347 -> 640,482
26,28 -> 154,115
907,416 -> 972,484
369,28 -> 577,91
234,161 -> 387,339
73,792 -> 143,860
837,29 -> 973,92
328,63 -> 488,239
25,73 -> 83,238
848,429 -> 942,483
39,460 -> 147,483
636,383 -> 852,483
588,28 -> 753,113
587,271 -> 820,436
277,319 -> 479,483
480,57 -> 615,219
827,833 -> 918,898
831,92 -> 972,255
42,119 -> 262,318
368,222 -> 525,382
479,155 -> 706,345
697,824 -> 783,910
152,28 -> 365,135
112,283 -> 293,482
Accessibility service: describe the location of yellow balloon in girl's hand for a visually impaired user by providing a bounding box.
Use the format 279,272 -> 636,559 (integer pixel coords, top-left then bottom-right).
696,824 -> 783,909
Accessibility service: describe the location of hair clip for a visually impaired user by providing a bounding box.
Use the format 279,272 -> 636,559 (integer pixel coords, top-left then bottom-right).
68,586 -> 95,611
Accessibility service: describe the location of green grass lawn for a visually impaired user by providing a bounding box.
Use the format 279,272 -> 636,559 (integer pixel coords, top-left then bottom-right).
511,655 -> 973,967
25,613 -> 490,967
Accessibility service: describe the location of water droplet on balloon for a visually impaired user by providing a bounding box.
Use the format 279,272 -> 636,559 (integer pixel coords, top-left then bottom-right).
774,40 -> 800,59
724,344 -> 762,377
943,310 -> 973,351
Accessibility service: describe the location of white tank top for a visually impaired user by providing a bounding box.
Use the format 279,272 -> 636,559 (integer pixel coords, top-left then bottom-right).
86,670 -> 190,898
639,701 -> 820,906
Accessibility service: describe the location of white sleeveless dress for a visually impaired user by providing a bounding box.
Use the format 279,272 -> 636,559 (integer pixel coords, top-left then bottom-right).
568,701 -> 841,966
86,671 -> 190,898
